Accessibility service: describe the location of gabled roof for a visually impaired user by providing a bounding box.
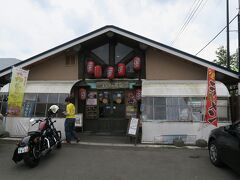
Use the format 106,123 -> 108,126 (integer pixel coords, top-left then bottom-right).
0,25 -> 238,79
0,58 -> 21,71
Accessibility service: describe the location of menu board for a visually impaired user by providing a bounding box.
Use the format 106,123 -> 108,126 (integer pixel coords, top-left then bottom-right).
127,117 -> 139,136
85,91 -> 98,119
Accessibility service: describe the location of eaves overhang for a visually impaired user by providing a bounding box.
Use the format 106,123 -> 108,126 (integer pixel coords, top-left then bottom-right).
0,25 -> 238,80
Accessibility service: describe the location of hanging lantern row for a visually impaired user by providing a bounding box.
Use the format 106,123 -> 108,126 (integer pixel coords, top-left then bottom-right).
79,88 -> 86,100
87,60 -> 95,75
87,56 -> 141,79
133,56 -> 141,72
135,88 -> 142,101
117,63 -> 126,77
107,66 -> 115,80
94,65 -> 102,78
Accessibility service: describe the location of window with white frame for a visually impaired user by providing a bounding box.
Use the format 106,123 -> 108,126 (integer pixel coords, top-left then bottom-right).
22,93 -> 68,118
142,97 -> 229,122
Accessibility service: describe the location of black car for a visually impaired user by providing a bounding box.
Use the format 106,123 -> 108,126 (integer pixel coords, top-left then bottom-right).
208,121 -> 240,173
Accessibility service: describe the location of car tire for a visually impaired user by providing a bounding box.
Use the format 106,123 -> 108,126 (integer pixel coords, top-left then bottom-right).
208,140 -> 223,167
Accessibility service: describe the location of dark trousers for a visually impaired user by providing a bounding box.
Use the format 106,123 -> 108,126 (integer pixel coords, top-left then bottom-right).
65,118 -> 78,142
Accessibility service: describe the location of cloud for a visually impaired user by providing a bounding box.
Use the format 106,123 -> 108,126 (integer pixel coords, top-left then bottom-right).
0,0 -> 238,62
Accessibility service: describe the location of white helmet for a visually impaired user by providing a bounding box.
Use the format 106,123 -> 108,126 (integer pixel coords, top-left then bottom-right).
49,105 -> 59,114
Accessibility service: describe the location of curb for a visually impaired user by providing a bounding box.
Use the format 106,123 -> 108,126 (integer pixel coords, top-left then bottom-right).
0,137 -> 207,150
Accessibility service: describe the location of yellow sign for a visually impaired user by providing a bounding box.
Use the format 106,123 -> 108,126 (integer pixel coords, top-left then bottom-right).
8,67 -> 29,116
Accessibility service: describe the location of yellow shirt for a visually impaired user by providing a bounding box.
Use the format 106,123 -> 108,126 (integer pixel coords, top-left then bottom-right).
66,103 -> 76,118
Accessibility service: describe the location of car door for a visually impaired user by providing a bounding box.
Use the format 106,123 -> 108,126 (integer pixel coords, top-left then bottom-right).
220,125 -> 240,172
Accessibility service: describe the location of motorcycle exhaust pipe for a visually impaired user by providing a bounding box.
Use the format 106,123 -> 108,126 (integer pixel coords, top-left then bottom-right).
44,138 -> 50,149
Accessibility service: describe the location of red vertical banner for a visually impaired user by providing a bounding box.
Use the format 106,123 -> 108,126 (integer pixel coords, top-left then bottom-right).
205,68 -> 218,127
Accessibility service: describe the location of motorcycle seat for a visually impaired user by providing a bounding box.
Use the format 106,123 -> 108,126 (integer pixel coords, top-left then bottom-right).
28,130 -> 42,136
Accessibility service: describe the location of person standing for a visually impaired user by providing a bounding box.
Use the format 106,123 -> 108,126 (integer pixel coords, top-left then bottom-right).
63,97 -> 80,144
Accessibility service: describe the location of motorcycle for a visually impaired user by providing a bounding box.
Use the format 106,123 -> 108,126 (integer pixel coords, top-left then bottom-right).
12,105 -> 62,167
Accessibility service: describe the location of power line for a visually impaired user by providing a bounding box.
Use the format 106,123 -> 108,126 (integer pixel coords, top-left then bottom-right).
170,0 -> 199,45
195,14 -> 238,56
191,0 -> 208,23
171,0 -> 204,46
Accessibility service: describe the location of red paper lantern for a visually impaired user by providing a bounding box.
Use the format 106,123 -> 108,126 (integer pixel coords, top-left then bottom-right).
87,60 -> 95,75
94,65 -> 102,78
107,66 -> 114,80
118,63 -> 126,77
79,88 -> 86,100
135,88 -> 142,101
133,56 -> 141,71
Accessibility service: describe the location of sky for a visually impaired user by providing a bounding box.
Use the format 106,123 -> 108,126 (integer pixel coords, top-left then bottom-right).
0,0 -> 239,62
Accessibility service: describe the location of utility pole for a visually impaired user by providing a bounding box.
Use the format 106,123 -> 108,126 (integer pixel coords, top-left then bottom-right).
226,0 -> 230,69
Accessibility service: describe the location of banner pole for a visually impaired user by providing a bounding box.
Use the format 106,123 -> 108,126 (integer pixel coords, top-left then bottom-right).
3,66 -> 14,130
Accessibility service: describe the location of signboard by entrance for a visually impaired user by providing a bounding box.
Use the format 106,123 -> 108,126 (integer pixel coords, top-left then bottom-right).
96,81 -> 129,89
127,117 -> 139,136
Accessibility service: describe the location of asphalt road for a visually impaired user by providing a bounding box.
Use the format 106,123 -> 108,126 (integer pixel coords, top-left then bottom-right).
0,141 -> 239,180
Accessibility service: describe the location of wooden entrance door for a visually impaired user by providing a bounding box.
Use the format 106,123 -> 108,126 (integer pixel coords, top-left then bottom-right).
98,90 -> 127,135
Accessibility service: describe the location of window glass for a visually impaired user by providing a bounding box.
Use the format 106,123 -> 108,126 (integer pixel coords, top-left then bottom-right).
48,94 -> 59,103
166,97 -> 179,121
34,94 -> 48,117
58,94 -> 69,117
115,43 -> 133,64
22,101 -> 36,117
113,91 -> 124,105
59,94 -> 68,103
126,60 -> 134,73
37,94 -> 48,103
189,97 -> 204,121
142,97 -> 209,122
23,93 -> 37,101
0,93 -> 70,118
217,99 -> 228,121
154,97 -> 166,120
22,93 -> 37,117
35,104 -> 47,117
142,97 -> 153,120
58,103 -> 66,118
92,44 -> 109,64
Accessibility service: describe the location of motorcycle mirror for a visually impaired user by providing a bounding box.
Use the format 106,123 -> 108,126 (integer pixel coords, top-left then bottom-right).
30,118 -> 35,123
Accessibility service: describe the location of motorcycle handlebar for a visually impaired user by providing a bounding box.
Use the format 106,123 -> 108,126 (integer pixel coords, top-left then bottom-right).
31,118 -> 56,126
31,119 -> 43,126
